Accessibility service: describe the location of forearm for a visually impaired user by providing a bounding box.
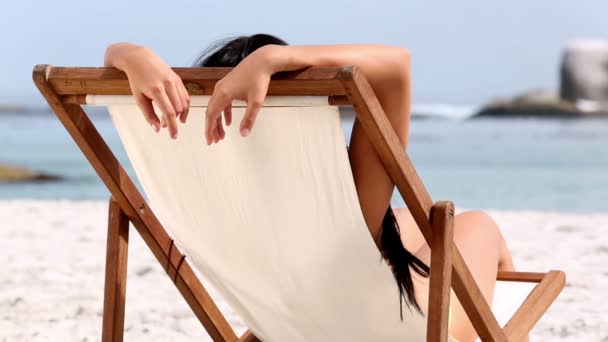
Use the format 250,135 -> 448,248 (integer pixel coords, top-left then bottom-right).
266,44 -> 410,82
261,44 -> 411,144
104,42 -> 147,70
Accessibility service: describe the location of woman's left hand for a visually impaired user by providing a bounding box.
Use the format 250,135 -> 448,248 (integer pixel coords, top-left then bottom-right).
204,47 -> 275,145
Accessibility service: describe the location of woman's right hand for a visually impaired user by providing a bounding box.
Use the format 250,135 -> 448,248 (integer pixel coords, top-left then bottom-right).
104,43 -> 190,139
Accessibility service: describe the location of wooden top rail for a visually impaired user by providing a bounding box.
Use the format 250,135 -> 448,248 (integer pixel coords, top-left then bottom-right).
43,66 -> 350,96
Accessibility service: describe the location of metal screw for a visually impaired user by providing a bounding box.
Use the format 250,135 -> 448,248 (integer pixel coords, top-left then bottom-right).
449,210 -> 454,218
139,204 -> 145,214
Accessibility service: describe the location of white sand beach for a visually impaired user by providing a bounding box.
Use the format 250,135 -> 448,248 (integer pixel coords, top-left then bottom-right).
1,200 -> 607,341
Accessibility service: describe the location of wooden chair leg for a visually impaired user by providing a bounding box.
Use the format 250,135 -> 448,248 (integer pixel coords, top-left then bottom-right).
102,198 -> 130,342
427,201 -> 455,342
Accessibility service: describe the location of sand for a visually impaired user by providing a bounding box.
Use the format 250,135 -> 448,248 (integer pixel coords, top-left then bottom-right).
1,200 -> 607,341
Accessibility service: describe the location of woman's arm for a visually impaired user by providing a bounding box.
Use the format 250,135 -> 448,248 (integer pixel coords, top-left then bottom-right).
206,44 -> 410,145
205,44 -> 411,245
271,45 -> 411,145
104,43 -> 190,139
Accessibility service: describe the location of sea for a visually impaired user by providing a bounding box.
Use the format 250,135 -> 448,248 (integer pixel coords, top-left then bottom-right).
1,106 -> 607,213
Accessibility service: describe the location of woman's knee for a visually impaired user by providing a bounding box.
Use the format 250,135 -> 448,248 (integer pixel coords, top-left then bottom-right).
455,210 -> 513,269
454,210 -> 503,250
456,210 -> 500,236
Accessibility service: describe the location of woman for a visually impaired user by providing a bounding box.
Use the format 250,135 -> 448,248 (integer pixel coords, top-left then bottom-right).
104,34 -> 516,342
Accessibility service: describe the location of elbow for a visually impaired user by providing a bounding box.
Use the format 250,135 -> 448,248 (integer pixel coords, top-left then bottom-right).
376,45 -> 411,85
104,42 -> 142,68
393,47 -> 411,83
395,47 -> 411,65
104,43 -> 120,67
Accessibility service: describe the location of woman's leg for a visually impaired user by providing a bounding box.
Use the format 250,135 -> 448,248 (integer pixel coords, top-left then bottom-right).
395,208 -> 515,342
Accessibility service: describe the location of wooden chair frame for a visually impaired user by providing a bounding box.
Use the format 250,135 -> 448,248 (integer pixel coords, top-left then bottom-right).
33,65 -> 565,342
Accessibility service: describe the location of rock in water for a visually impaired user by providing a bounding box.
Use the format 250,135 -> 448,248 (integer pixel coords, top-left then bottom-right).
0,164 -> 62,183
473,89 -> 586,118
474,39 -> 608,118
560,39 -> 608,104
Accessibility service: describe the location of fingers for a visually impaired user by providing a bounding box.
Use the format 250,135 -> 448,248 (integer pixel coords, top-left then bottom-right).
211,103 -> 234,142
203,104 -> 232,145
166,82 -> 183,116
153,89 -> 179,139
240,96 -> 263,137
205,91 -> 228,145
166,84 -> 183,138
210,104 -> 231,144
216,115 -> 225,140
134,93 -> 160,132
208,117 -> 220,144
177,82 -> 190,123
223,103 -> 232,127
205,81 -> 264,143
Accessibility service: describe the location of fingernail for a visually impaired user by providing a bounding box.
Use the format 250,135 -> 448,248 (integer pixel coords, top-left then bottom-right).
172,132 -> 177,139
240,128 -> 250,137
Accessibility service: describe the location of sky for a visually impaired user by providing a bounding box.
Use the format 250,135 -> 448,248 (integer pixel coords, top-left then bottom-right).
1,0 -> 606,105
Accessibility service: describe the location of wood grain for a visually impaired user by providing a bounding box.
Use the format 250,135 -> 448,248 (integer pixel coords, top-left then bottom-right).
427,201 -> 455,342
497,271 -> 547,283
503,271 -> 566,341
46,66 -> 348,96
101,198 -> 130,342
328,95 -> 350,106
33,65 -> 238,342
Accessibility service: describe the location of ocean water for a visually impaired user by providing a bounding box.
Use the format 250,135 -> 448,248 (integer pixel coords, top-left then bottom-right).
1,110 -> 607,213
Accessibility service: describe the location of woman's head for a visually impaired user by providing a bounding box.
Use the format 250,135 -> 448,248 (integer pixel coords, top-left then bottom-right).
194,34 -> 287,67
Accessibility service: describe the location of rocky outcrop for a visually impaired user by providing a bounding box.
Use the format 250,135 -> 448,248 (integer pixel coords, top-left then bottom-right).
560,39 -> 608,104
474,89 -> 608,118
474,39 -> 608,118
0,164 -> 62,183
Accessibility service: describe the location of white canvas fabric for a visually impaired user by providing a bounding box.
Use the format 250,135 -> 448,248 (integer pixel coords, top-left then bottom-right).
100,96 -> 527,341
106,96 -> 435,341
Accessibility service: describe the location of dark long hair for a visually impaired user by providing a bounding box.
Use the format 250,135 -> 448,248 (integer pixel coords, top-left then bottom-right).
381,205 -> 430,317
194,33 -> 288,67
195,33 -> 430,318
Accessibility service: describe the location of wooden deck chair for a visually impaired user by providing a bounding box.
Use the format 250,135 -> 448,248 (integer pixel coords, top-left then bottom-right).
33,65 -> 565,342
